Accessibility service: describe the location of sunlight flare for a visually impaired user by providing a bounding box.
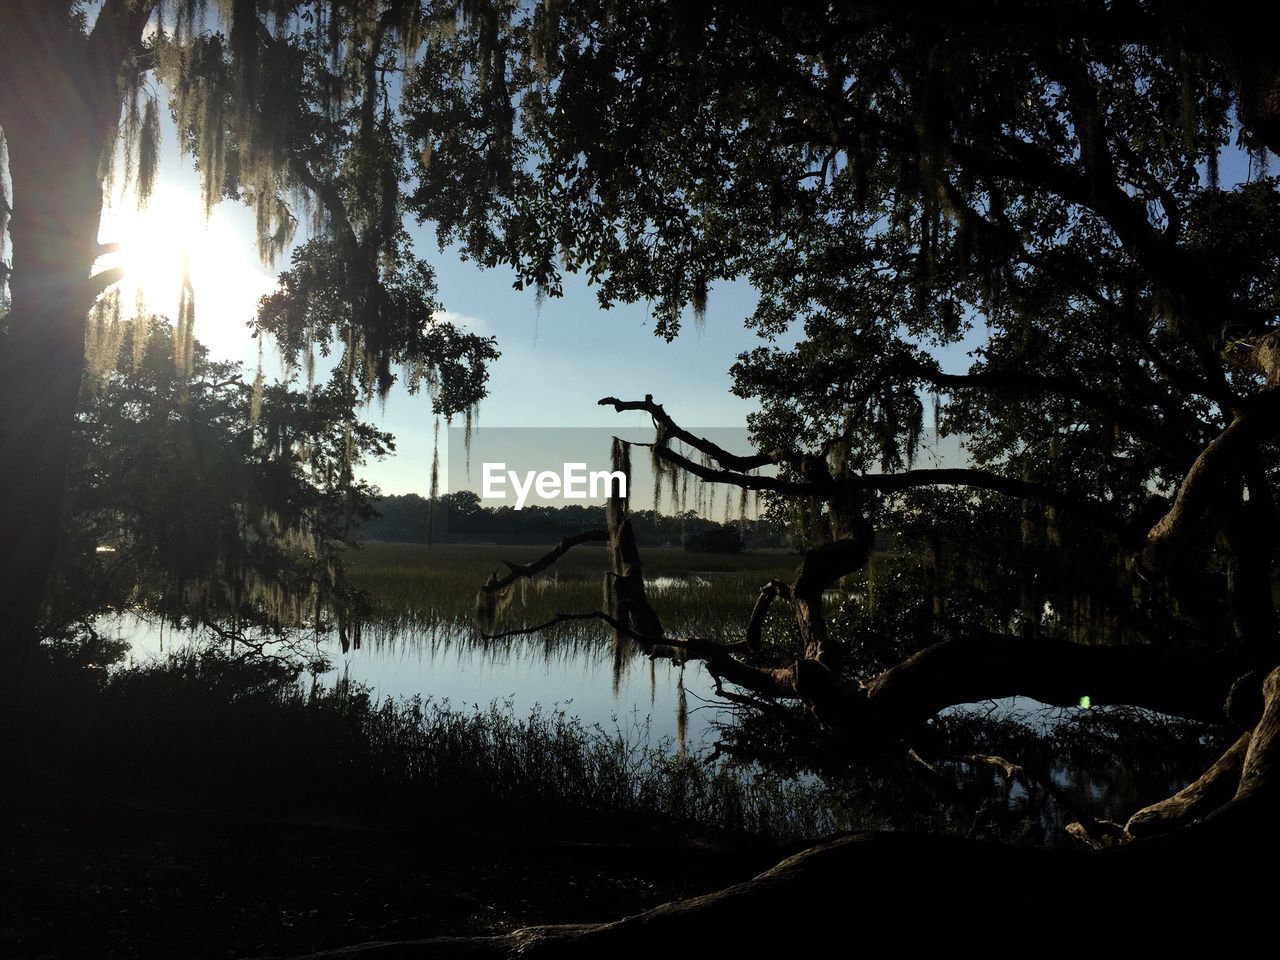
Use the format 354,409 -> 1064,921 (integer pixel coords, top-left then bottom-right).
97,185 -> 278,360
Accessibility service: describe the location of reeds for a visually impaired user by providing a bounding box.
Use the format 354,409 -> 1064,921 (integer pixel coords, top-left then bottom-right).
347,542 -> 800,646
21,644 -> 879,841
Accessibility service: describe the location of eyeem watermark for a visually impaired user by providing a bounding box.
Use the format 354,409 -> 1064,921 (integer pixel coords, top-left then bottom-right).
481,462 -> 626,510
446,426 -> 771,512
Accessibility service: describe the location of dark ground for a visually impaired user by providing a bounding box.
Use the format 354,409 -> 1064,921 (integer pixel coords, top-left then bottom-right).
2,781 -> 782,960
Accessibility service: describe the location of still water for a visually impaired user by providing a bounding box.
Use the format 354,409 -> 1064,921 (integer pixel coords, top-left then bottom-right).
106,613 -> 725,747
102,602 -> 1194,835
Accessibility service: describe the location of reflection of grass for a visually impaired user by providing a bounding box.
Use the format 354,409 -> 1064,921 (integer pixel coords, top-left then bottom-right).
347,542 -> 799,643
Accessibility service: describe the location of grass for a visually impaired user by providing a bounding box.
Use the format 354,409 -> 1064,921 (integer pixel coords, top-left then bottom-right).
21,643 -> 879,842
8,547 -> 887,959
346,541 -> 801,645
10,638 -> 882,960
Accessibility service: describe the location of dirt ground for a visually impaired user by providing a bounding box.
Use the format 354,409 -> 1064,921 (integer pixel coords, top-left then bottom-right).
2,784 -> 782,959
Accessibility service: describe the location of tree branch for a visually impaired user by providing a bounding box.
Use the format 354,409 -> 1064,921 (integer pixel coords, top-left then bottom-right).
745,580 -> 791,653
1125,731 -> 1251,839
861,633 -> 1237,727
1138,392 -> 1280,579
477,529 -> 609,596
598,395 -> 794,472
482,610 -> 799,700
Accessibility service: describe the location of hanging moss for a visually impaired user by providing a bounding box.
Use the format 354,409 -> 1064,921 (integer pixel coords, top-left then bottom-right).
0,132 -> 9,288
606,436 -> 631,530
462,403 -> 475,474
690,271 -> 708,331
675,668 -> 688,757
85,289 -> 125,380
651,420 -> 669,514
174,257 -> 197,383
250,339 -> 265,423
130,291 -> 149,370
427,416 -> 440,545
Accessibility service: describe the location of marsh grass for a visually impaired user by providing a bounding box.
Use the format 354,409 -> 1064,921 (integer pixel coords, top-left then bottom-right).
24,542 -> 888,844
22,645 -> 879,841
347,542 -> 800,645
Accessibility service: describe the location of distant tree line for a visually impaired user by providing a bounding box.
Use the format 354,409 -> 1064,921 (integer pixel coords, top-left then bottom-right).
357,491 -> 791,550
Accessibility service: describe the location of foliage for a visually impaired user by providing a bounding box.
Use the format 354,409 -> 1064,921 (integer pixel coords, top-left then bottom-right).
356,490 -> 789,548
142,1 -> 504,412
47,318 -> 389,650
683,524 -> 743,555
413,1 -> 1280,656
0,2 -> 506,414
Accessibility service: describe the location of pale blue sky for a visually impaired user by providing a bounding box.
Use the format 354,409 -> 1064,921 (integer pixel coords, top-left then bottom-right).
372,237 -> 794,494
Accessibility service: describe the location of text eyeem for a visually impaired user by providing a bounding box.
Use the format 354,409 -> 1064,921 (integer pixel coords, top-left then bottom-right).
481,462 -> 627,510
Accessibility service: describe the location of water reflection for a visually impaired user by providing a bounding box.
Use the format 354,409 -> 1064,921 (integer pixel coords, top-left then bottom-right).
104,613 -> 724,748
100,612 -> 1204,843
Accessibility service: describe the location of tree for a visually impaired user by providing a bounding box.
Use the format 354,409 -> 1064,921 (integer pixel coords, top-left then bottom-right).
50,316 -> 387,655
413,0 -> 1280,944
683,523 -> 743,554
0,1 -> 502,708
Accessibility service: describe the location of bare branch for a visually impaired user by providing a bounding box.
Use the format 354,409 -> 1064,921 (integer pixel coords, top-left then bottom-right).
640,440 -> 818,496
477,529 -> 609,597
603,395 -> 1127,533
482,610 -> 799,700
599,395 -> 793,472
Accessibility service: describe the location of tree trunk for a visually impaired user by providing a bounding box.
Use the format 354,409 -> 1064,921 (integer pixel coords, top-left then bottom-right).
0,13 -> 121,723
277,826 -> 1279,958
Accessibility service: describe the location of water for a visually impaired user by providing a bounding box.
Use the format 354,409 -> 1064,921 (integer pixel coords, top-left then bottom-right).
101,609 -> 1202,838
104,613 -> 725,748
104,612 -> 1148,755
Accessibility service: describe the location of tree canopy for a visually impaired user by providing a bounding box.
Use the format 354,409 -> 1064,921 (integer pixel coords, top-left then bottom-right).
0,1 -> 507,698
54,317 -> 386,654
451,0 -> 1280,873
7,1 -> 1280,948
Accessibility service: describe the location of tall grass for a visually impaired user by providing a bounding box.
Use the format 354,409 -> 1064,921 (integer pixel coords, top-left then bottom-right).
21,645 -> 880,841
347,542 -> 800,646
26,543 -> 889,844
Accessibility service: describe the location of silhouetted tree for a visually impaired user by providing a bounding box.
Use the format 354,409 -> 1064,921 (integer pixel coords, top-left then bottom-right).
438,1 -> 1280,946
51,316 -> 386,653
0,1 -> 501,709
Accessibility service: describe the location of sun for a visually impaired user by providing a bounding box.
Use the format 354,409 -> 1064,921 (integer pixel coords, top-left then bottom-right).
98,185 -> 279,360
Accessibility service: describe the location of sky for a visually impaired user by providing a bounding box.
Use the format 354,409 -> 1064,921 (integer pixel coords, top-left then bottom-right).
103,171 -> 811,495
96,118 -> 1267,499
375,238 -> 791,495
101,139 -> 989,498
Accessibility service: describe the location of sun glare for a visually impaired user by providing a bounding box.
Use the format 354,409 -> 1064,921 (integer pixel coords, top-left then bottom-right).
98,185 -> 278,360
